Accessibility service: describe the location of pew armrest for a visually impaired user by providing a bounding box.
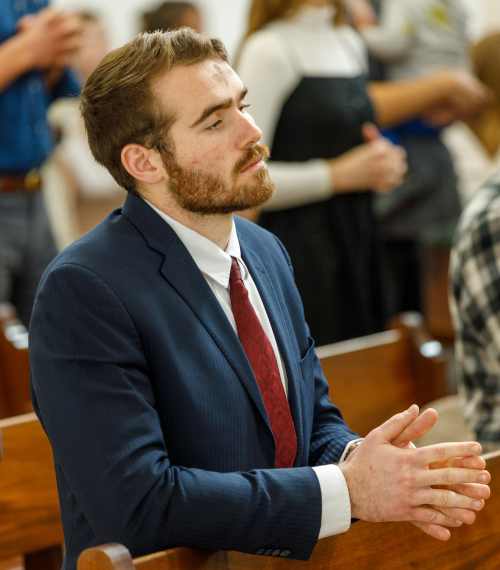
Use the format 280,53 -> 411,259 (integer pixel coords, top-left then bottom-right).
77,543 -> 135,570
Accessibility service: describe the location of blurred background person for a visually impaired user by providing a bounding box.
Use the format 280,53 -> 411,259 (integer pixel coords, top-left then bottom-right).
237,0 -> 488,346
444,34 -> 500,204
344,0 -> 481,316
345,0 -> 470,81
71,13 -> 110,84
343,0 -> 386,80
142,2 -> 203,34
450,167 -> 500,452
45,12 -> 126,246
238,0 -> 407,346
0,2 -> 81,327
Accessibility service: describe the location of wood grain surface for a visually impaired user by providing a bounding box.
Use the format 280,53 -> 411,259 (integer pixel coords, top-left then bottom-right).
320,333 -> 416,437
0,413 -> 64,560
318,313 -> 448,437
0,303 -> 32,419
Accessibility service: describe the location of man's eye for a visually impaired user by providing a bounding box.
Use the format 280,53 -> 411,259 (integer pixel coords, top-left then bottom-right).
240,104 -> 251,112
206,120 -> 222,131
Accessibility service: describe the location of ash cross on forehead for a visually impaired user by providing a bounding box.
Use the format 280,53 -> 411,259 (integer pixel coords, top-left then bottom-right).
213,62 -> 232,86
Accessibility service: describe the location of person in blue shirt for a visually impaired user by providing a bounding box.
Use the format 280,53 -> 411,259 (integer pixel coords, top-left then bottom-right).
0,1 -> 81,326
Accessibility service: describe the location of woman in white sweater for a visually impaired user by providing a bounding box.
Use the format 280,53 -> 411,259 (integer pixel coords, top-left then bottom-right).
237,0 -> 488,345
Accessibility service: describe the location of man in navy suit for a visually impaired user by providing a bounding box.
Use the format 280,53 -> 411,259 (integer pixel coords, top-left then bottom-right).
29,29 -> 490,570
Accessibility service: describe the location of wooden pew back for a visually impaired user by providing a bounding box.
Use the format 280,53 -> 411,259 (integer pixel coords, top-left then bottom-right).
0,413 -> 64,569
318,312 -> 449,436
0,303 -> 31,418
77,449 -> 500,570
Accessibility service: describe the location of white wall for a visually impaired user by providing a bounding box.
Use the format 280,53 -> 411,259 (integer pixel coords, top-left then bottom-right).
472,0 -> 500,39
52,0 -> 500,58
52,0 -> 251,59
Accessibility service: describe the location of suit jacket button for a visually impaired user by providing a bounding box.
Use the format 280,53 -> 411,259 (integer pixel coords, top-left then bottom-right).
255,549 -> 265,555
264,549 -> 273,556
272,549 -> 281,557
281,550 -> 292,558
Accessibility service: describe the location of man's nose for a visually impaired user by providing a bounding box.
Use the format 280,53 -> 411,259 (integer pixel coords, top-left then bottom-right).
238,112 -> 262,149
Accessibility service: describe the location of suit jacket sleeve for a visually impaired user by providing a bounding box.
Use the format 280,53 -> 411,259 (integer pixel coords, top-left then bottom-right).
30,262 -> 323,561
309,351 -> 361,466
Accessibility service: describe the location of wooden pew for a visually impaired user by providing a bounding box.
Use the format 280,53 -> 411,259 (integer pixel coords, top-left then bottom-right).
0,303 -> 32,419
77,450 -> 500,569
317,312 -> 450,436
423,243 -> 455,343
0,413 -> 64,570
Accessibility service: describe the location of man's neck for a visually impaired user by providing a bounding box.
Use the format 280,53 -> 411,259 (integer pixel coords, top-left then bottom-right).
143,193 -> 234,251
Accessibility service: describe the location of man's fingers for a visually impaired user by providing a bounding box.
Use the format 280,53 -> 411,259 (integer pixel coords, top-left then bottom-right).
418,488 -> 485,511
429,455 -> 486,470
451,455 -> 486,470
432,482 -> 491,500
392,408 -> 438,448
432,506 -> 476,525
453,483 -> 491,499
374,405 -> 420,442
410,506 -> 464,528
421,468 -> 490,487
415,442 -> 482,465
410,520 -> 451,541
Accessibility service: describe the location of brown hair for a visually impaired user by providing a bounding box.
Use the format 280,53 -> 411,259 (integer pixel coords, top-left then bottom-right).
471,34 -> 500,157
143,2 -> 199,33
80,28 -> 228,193
244,0 -> 345,41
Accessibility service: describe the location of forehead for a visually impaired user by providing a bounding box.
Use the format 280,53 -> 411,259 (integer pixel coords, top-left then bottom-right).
153,60 -> 243,125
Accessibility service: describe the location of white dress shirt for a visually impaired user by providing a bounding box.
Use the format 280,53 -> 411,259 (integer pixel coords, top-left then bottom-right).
144,199 -> 357,539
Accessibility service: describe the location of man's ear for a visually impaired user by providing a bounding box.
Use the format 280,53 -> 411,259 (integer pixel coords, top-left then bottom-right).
121,144 -> 166,186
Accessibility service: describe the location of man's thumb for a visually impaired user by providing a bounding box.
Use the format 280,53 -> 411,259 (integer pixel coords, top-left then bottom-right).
362,122 -> 381,143
377,405 -> 419,442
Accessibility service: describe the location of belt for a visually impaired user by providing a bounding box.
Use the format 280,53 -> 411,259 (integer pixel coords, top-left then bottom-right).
0,169 -> 42,193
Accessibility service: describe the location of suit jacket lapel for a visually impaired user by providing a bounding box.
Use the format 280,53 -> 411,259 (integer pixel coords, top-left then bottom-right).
240,241 -> 306,465
121,195 -> 272,432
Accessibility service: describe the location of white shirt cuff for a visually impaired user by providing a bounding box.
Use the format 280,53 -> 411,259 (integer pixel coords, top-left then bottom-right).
312,464 -> 351,539
311,438 -> 364,539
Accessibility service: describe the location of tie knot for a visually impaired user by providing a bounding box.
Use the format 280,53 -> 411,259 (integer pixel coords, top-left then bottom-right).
229,257 -> 242,285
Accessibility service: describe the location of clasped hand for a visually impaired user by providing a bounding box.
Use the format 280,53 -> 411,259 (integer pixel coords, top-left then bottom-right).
16,8 -> 82,70
339,405 -> 491,540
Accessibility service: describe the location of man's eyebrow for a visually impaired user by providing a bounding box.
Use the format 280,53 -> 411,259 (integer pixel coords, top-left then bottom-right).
191,88 -> 249,128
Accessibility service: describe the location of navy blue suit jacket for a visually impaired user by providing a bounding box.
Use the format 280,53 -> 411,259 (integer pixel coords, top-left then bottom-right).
29,193 -> 358,570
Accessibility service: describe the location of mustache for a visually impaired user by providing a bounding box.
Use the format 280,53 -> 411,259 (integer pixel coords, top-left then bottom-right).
233,144 -> 270,175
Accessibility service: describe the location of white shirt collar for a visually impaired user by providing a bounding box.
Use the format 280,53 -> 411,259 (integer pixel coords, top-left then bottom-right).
143,198 -> 246,289
290,4 -> 337,28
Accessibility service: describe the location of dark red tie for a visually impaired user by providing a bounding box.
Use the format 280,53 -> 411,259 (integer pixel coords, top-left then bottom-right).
229,257 -> 297,468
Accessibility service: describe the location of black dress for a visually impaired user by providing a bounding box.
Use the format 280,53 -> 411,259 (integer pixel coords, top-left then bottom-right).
259,75 -> 389,346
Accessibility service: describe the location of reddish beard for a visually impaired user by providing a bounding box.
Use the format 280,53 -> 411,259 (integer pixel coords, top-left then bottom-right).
162,143 -> 275,215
